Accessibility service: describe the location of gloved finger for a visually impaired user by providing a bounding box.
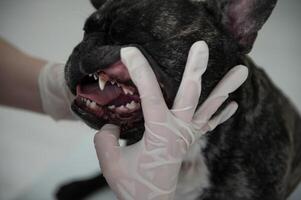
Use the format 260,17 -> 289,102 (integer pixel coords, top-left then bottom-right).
171,41 -> 208,122
39,62 -> 76,120
121,47 -> 168,122
94,124 -> 120,169
193,65 -> 248,125
196,101 -> 238,135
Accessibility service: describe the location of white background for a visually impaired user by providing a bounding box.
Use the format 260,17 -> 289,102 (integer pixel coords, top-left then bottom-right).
0,0 -> 300,199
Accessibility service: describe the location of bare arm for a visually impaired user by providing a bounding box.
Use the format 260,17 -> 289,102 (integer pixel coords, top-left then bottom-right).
0,38 -> 46,113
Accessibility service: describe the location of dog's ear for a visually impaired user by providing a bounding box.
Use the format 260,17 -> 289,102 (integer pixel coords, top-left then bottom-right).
90,0 -> 107,9
206,0 -> 277,53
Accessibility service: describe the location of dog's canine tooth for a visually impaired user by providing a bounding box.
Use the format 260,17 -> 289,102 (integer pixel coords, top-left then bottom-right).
93,74 -> 98,80
98,76 -> 107,91
122,86 -> 133,95
122,87 -> 128,95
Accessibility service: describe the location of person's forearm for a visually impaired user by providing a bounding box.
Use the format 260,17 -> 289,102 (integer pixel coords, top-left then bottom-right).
0,38 -> 46,113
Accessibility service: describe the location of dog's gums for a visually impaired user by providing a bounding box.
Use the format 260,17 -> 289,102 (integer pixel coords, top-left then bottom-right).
72,60 -> 145,130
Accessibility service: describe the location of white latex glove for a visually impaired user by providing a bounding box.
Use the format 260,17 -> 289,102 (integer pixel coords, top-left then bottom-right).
94,41 -> 249,200
38,62 -> 76,120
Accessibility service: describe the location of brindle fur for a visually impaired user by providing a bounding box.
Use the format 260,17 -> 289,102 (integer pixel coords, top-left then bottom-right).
59,0 -> 301,199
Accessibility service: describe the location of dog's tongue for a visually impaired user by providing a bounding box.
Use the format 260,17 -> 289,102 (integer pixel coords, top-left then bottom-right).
77,83 -> 122,106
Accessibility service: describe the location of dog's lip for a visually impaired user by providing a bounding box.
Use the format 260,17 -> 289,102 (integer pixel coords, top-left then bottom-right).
71,101 -> 106,129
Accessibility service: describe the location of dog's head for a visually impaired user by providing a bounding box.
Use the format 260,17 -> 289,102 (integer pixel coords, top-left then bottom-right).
65,0 -> 277,140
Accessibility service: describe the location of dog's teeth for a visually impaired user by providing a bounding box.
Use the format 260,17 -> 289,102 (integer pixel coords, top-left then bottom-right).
126,101 -> 136,110
116,105 -> 128,112
126,103 -> 131,109
122,87 -> 127,94
108,105 -> 115,110
90,102 -> 97,109
98,76 -> 107,91
131,100 -> 137,107
111,80 -> 116,85
117,83 -> 121,87
89,74 -> 93,77
120,84 -> 134,95
122,87 -> 133,95
93,74 -> 98,80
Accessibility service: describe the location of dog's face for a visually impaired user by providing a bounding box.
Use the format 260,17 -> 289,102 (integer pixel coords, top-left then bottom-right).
65,0 -> 277,140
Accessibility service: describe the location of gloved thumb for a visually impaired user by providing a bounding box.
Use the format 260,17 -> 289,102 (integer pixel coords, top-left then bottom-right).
94,124 -> 121,169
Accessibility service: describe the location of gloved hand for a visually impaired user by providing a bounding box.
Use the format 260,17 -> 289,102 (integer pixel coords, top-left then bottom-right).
38,62 -> 76,120
94,41 -> 249,200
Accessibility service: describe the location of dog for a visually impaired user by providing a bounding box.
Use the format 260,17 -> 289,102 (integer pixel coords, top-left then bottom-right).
58,0 -> 301,199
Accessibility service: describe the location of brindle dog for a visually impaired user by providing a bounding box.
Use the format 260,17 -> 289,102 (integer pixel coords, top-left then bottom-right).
57,0 -> 301,199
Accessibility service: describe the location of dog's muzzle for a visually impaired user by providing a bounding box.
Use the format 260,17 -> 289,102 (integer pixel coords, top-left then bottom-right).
65,45 -> 177,134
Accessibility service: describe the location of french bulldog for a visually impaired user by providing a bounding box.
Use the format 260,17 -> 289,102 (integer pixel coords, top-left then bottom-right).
58,0 -> 301,199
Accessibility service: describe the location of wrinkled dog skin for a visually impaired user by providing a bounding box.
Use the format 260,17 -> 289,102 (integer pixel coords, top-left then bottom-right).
63,0 -> 301,199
